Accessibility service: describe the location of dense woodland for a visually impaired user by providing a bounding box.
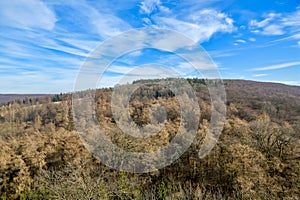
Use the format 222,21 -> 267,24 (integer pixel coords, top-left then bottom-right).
0,79 -> 299,199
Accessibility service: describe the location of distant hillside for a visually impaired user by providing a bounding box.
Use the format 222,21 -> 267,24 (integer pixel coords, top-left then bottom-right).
0,94 -> 48,105
133,79 -> 300,123
224,80 -> 300,122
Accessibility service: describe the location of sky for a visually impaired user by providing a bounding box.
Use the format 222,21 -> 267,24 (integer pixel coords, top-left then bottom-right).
0,0 -> 299,93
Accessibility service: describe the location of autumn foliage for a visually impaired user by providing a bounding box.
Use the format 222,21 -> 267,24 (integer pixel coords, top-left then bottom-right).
0,79 -> 299,199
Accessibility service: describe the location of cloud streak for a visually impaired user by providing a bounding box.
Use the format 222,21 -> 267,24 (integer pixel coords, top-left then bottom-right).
138,0 -> 235,43
253,74 -> 267,77
249,9 -> 300,38
252,61 -> 300,71
0,0 -> 299,92
152,9 -> 235,43
0,0 -> 57,30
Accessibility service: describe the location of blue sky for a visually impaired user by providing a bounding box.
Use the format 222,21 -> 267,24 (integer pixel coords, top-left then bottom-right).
0,0 -> 299,93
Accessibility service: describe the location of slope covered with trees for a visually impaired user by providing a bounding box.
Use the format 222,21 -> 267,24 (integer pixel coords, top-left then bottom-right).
0,79 -> 299,199
0,94 -> 48,106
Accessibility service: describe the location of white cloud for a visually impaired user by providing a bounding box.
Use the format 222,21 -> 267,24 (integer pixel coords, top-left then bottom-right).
236,39 -> 246,43
177,60 -> 215,71
139,0 -> 170,15
0,28 -> 91,61
40,43 -> 89,57
61,1 -> 131,39
252,61 -> 300,71
0,0 -> 57,30
250,30 -> 260,33
208,50 -> 235,58
249,13 -> 280,28
0,64 -> 78,93
249,13 -> 284,36
142,17 -> 152,25
153,9 -> 235,43
261,25 -> 284,35
59,38 -> 99,52
140,0 -> 160,14
270,33 -> 300,43
249,9 -> 300,37
151,30 -> 195,51
253,74 -> 267,77
282,10 -> 300,27
1,1 -> 235,93
106,65 -> 138,74
249,37 -> 256,42
233,39 -> 246,46
92,13 -> 131,39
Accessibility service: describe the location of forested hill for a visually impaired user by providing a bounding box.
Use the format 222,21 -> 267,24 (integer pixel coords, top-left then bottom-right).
132,79 -> 300,123
223,80 -> 300,122
1,79 -> 300,122
2,79 -> 299,123
0,79 -> 299,199
0,94 -> 48,105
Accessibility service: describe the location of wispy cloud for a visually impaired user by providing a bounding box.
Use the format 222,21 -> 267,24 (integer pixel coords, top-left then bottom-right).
208,50 -> 236,58
261,25 -> 284,35
234,39 -> 246,45
249,13 -> 280,28
0,0 -> 57,30
270,33 -> 300,43
281,9 -> 300,28
252,61 -> 300,71
253,73 -> 267,77
61,1 -> 132,39
236,39 -> 246,43
139,0 -> 170,15
1,0 -> 299,92
138,0 -> 235,43
249,13 -> 285,36
154,10 -> 234,43
249,9 -> 300,37
0,0 -> 134,93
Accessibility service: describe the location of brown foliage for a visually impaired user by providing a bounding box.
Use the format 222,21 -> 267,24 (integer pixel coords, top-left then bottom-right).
0,79 -> 300,199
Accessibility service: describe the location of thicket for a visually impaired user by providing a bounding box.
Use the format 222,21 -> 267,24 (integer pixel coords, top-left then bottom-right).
0,79 -> 299,199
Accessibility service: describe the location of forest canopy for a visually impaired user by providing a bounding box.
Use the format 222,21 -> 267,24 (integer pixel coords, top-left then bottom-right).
0,79 -> 299,199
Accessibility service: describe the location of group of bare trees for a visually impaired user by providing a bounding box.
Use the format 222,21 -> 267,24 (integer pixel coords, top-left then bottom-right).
0,79 -> 299,199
